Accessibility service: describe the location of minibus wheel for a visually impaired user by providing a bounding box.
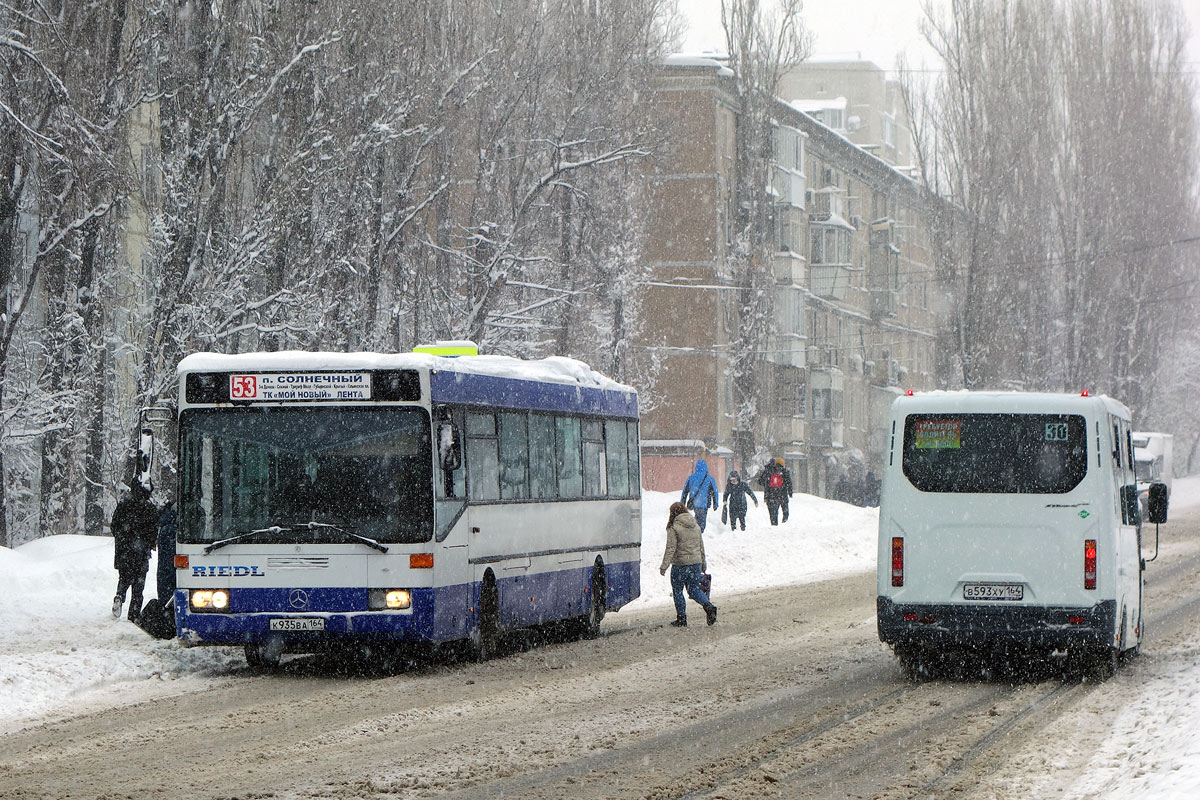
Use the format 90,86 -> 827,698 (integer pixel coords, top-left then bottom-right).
1098,646 -> 1119,679
1095,610 -> 1125,679
894,645 -> 932,680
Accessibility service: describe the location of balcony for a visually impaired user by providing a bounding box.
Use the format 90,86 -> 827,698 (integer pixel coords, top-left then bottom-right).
871,288 -> 899,318
811,263 -> 852,300
809,418 -> 844,448
773,251 -> 805,285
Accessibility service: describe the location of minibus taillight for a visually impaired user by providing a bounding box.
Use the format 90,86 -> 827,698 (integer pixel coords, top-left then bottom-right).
1084,539 -> 1097,589
891,537 -> 904,587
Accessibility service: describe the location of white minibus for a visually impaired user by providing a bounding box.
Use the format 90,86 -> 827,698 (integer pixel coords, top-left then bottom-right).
876,391 -> 1168,675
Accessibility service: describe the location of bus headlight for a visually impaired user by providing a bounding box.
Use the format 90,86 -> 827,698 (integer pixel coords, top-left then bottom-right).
190,589 -> 230,612
368,589 -> 412,610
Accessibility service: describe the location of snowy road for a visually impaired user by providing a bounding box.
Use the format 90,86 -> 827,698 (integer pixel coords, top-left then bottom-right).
1,511 -> 1198,799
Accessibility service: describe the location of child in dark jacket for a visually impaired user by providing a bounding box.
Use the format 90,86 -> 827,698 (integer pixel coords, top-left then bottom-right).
721,471 -> 758,531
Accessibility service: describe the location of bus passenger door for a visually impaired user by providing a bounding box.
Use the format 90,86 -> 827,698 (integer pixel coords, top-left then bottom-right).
1113,418 -> 1141,649
434,409 -> 472,639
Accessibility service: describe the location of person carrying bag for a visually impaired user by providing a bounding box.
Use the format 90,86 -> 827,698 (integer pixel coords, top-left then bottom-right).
660,502 -> 718,627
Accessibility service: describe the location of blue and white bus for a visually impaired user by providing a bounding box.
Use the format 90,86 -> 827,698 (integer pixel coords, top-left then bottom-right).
172,344 -> 641,668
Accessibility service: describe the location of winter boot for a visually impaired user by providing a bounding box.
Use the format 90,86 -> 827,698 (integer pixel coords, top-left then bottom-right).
705,604 -> 718,626
670,616 -> 687,627
111,595 -> 123,618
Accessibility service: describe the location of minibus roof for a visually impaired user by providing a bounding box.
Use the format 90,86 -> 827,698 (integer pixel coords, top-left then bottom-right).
891,390 -> 1131,421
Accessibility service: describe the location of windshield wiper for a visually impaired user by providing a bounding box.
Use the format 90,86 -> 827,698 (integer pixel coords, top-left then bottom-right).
204,522 -> 389,554
297,521 -> 390,553
204,526 -> 290,554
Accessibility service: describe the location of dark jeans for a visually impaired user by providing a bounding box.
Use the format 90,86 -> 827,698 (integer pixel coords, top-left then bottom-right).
693,505 -> 710,532
670,563 -> 712,619
729,512 -> 747,530
116,564 -> 148,618
767,498 -> 790,525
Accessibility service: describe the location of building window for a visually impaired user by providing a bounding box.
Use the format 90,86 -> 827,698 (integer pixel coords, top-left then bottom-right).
812,388 -> 844,420
883,114 -> 896,149
778,207 -> 803,253
811,227 -> 851,265
774,366 -> 806,418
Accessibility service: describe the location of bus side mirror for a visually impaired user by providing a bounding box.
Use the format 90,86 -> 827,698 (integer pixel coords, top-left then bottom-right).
438,422 -> 461,471
1147,482 -> 1169,524
1120,484 -> 1141,526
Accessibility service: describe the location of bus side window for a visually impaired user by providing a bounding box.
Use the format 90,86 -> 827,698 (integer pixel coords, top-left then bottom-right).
605,420 -> 629,497
498,411 -> 530,500
1125,428 -> 1136,481
582,419 -> 606,497
529,414 -> 557,498
436,409 -> 464,499
627,421 -> 641,494
466,412 -> 500,501
556,417 -> 583,497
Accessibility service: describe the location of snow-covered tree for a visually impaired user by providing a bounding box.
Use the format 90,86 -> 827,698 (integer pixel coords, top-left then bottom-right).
720,0 -> 809,468
917,0 -> 1198,406
2,0 -> 678,544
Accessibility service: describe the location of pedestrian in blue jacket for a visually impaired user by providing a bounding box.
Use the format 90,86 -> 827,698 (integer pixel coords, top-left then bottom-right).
680,458 -> 719,532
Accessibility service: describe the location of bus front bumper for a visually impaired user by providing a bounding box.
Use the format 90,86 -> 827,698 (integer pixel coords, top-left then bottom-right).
876,596 -> 1118,652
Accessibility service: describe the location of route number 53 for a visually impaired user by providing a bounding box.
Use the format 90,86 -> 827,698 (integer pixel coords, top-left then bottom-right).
230,375 -> 257,399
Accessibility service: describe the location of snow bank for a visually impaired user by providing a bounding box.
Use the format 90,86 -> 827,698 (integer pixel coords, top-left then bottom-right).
630,490 -> 878,613
0,536 -> 243,727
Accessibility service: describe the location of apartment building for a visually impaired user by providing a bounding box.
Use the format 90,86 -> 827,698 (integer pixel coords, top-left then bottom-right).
779,60 -> 916,170
639,56 -> 956,500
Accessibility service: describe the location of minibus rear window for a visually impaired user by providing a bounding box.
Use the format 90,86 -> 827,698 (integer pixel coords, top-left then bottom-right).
902,413 -> 1088,493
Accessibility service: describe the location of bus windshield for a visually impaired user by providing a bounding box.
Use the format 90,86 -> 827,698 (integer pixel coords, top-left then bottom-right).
901,413 -> 1088,494
179,407 -> 433,544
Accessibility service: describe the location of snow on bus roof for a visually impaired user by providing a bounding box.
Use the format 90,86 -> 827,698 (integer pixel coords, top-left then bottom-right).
177,351 -> 634,393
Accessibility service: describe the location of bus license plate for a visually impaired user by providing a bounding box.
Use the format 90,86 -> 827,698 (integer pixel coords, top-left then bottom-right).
963,583 -> 1023,601
269,617 -> 325,631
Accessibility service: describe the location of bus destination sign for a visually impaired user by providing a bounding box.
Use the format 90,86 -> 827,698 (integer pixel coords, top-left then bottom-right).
229,373 -> 372,402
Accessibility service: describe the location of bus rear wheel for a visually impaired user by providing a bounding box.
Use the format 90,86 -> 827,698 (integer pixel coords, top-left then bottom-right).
580,566 -> 607,640
472,575 -> 501,662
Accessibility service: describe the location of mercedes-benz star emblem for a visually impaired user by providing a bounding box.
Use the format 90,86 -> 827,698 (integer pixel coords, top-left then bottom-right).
288,589 -> 309,609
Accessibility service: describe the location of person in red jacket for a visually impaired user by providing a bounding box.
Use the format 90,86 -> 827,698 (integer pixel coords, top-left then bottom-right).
756,457 -> 794,526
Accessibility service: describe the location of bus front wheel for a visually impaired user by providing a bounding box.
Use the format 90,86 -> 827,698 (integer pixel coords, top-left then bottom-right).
245,637 -> 284,671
